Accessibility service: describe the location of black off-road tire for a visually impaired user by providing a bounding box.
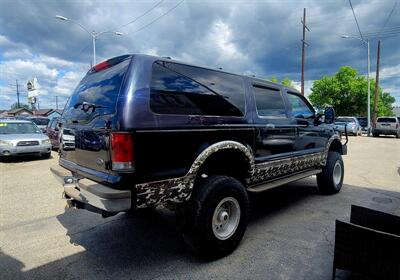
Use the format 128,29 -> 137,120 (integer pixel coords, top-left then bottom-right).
317,151 -> 344,194
177,175 -> 250,259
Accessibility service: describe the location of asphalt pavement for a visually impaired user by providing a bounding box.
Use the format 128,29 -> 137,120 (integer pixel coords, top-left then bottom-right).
1,135 -> 399,280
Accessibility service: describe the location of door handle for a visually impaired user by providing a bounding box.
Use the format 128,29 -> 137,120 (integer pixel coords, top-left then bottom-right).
266,123 -> 275,129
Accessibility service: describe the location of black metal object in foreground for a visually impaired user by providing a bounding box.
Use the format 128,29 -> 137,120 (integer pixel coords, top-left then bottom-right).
332,205 -> 400,280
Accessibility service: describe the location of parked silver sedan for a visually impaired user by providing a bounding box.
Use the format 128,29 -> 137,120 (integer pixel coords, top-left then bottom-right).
0,119 -> 52,158
334,116 -> 362,136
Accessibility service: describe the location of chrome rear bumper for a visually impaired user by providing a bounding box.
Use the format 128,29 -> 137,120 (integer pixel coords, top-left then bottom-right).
50,165 -> 131,215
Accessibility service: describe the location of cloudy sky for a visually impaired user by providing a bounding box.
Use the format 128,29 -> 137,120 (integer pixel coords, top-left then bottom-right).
0,0 -> 399,110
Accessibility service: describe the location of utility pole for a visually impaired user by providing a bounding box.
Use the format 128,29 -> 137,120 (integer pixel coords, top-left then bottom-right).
301,8 -> 309,96
372,40 -> 381,128
16,80 -> 20,108
55,96 -> 58,110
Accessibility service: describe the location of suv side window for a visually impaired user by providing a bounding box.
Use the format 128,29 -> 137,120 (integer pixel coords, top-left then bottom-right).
49,119 -> 54,129
150,61 -> 245,116
253,85 -> 286,117
287,92 -> 314,118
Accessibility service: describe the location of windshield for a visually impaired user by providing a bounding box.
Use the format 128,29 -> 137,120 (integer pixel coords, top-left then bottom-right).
29,118 -> 50,126
336,117 -> 355,123
0,122 -> 41,134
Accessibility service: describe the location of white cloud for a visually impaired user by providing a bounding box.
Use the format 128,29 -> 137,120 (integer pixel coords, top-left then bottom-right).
53,71 -> 84,96
0,36 -> 88,109
292,80 -> 314,98
1,59 -> 58,80
38,55 -> 75,68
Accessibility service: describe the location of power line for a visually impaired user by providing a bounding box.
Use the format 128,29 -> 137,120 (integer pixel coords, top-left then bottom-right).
378,0 -> 399,38
348,0 -> 364,40
348,29 -> 400,39
362,25 -> 400,35
379,33 -> 400,39
116,0 -> 164,30
125,0 -> 185,35
74,41 -> 92,58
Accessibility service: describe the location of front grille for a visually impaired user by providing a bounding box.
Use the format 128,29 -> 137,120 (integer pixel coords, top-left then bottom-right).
17,141 -> 39,146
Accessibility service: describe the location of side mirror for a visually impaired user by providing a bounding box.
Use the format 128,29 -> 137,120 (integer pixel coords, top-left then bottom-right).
324,107 -> 335,124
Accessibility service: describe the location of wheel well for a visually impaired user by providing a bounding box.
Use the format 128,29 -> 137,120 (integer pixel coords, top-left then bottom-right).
196,149 -> 252,186
329,139 -> 343,154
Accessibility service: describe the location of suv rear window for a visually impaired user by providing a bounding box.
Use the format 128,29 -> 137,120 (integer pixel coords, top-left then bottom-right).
253,85 -> 286,117
377,117 -> 396,123
150,61 -> 245,116
63,57 -> 130,122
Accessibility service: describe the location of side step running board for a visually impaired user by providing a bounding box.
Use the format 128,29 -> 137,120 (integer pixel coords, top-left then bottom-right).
247,169 -> 322,193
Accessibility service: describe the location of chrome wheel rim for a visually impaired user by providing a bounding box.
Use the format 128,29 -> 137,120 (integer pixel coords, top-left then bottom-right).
212,197 -> 241,240
333,161 -> 342,186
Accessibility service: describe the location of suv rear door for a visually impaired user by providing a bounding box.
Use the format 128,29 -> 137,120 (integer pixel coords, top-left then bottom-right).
59,56 -> 131,182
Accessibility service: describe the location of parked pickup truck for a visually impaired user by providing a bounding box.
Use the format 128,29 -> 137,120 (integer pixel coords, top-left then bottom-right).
51,54 -> 347,258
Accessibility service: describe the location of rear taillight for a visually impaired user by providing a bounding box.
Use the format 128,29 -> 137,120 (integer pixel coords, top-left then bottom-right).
396,123 -> 399,129
110,132 -> 134,171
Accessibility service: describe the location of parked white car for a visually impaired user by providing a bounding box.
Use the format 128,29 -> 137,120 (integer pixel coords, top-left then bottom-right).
334,117 -> 362,136
372,117 -> 400,138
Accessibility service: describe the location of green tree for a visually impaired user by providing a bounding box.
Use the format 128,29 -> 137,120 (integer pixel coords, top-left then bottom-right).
10,102 -> 30,110
309,66 -> 394,116
267,76 -> 279,83
281,77 -> 294,87
266,76 -> 294,87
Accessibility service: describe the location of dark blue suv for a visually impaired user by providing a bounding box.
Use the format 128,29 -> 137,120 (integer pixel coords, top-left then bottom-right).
51,54 -> 347,258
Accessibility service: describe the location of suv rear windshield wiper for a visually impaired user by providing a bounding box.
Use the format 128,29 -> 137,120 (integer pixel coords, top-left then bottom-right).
73,101 -> 106,112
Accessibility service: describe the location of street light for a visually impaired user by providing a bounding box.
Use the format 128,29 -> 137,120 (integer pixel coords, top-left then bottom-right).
55,15 -> 124,65
341,34 -> 371,136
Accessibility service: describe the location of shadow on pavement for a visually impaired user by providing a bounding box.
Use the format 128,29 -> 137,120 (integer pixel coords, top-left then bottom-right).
1,180 -> 399,280
0,154 -> 53,163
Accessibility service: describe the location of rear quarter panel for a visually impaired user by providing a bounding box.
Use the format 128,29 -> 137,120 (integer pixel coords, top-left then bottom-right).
117,57 -> 256,182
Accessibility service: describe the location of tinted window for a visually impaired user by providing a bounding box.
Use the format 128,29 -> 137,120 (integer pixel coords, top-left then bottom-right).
336,117 -> 355,123
63,58 -> 130,122
0,122 -> 41,134
287,93 -> 314,118
150,61 -> 245,116
377,117 -> 396,123
30,118 -> 49,126
253,85 -> 286,117
357,117 -> 367,127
